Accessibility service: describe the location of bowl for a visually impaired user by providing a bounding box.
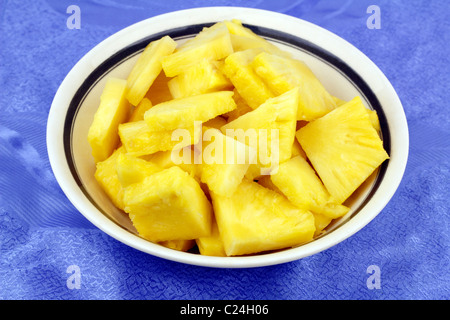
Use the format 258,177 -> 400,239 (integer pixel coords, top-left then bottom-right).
46,7 -> 409,268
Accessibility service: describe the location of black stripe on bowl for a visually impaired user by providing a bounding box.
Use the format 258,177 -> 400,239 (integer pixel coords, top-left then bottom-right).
63,22 -> 391,244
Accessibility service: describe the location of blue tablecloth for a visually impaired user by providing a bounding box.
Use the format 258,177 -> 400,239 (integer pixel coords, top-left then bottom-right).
0,0 -> 449,300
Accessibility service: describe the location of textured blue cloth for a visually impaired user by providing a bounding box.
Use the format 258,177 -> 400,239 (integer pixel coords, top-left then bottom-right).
0,0 -> 449,300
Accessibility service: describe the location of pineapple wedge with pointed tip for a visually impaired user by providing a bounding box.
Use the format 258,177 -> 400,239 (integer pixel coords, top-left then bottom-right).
296,96 -> 389,204
126,36 -> 177,106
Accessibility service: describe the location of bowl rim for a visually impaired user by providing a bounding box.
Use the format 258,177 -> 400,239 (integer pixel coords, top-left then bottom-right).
46,6 -> 409,268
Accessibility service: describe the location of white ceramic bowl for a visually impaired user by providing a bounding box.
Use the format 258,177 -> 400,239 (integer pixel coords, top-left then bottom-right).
46,7 -> 409,268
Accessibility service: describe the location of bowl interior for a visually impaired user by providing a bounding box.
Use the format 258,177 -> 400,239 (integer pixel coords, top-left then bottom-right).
51,9 -> 407,268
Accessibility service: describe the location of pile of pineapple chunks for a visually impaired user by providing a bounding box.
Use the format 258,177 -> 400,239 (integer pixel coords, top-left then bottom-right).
87,20 -> 389,257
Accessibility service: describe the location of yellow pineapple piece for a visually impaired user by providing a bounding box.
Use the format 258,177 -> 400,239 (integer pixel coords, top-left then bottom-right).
118,120 -> 201,157
94,146 -> 126,210
219,19 -> 291,57
196,218 -> 226,257
123,166 -> 212,242
162,23 -> 233,77
128,97 -> 153,122
221,48 -> 275,109
221,88 -> 298,176
88,78 -> 130,163
198,127 -> 256,196
126,36 -> 177,106
296,96 -> 389,204
333,96 -> 381,131
312,213 -> 333,237
159,240 -> 196,252
144,91 -> 236,132
116,152 -> 162,188
271,156 -> 350,219
168,59 -> 232,99
367,109 -> 381,132
252,52 -> 337,121
211,179 -> 315,256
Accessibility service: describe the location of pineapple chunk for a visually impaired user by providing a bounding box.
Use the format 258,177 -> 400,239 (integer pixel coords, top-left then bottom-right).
145,71 -> 174,105
128,97 -> 153,122
221,88 -> 298,175
296,96 -> 389,204
168,59 -> 232,99
123,166 -> 212,242
116,152 -> 162,188
196,218 -> 226,257
162,23 -> 233,77
221,19 -> 291,57
252,52 -> 337,120
312,213 -> 333,237
143,91 -> 236,132
211,179 -> 315,256
87,78 -> 130,163
221,48 -> 275,109
160,239 -> 196,252
198,127 -> 256,196
94,146 -> 126,210
118,120 -> 201,157
126,36 -> 177,106
271,156 -> 349,219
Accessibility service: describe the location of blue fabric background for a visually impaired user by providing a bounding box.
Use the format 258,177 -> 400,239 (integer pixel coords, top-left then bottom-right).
0,0 -> 449,300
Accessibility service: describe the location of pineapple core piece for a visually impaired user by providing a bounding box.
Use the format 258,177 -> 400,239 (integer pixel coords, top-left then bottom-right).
212,179 -> 315,256
251,52 -> 337,121
126,36 -> 177,106
296,96 -> 389,204
144,91 -> 236,132
123,166 -> 213,242
88,78 -> 130,163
